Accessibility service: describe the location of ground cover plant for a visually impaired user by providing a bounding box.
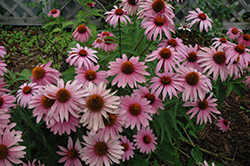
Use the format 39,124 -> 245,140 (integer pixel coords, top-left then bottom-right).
0,0 -> 250,165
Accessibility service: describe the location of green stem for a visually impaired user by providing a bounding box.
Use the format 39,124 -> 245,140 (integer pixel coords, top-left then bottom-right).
139,40 -> 153,57
118,20 -> 121,57
191,22 -> 200,45
130,34 -> 144,57
183,127 -> 195,146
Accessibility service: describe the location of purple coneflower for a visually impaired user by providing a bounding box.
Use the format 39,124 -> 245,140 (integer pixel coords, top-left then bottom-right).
216,117 -> 230,132
0,46 -> 6,58
238,34 -> 250,47
72,24 -> 92,42
48,9 -> 60,18
120,135 -> 135,162
105,6 -> 131,28
0,60 -> 7,76
22,159 -> 44,166
211,37 -> 233,49
120,0 -> 139,16
226,26 -> 242,40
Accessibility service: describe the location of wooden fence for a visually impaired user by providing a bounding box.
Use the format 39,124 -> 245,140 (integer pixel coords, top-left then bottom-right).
0,0 -> 250,30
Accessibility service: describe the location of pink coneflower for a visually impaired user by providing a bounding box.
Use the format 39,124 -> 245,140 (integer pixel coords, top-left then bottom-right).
225,43 -> 250,68
75,63 -> 108,87
22,159 -> 44,166
197,46 -> 229,81
120,135 -> 135,162
107,54 -> 150,88
67,43 -> 98,68
80,131 -> 124,166
120,93 -> 154,130
227,59 -> 243,78
16,82 -> 39,108
92,38 -> 103,49
72,24 -> 92,42
29,88 -> 55,124
97,111 -> 126,142
102,36 -> 118,52
183,92 -> 221,125
212,37 -> 233,49
120,0 -> 139,16
158,37 -> 185,53
0,109 -> 10,132
217,117 -> 230,132
87,2 -> 95,7
0,127 -> 26,165
145,47 -> 181,73
178,22 -> 191,31
141,14 -> 175,41
0,60 -> 7,76
0,78 -> 10,94
0,93 -> 16,109
177,67 -> 212,102
149,72 -> 183,100
186,8 -> 213,32
42,79 -> 87,123
97,31 -> 115,38
79,82 -> 120,132
226,26 -> 242,40
48,9 -> 60,18
105,6 -> 131,28
0,46 -> 6,58
47,113 -> 80,135
133,85 -> 164,114
133,127 -> 157,154
57,137 -> 82,166
238,34 -> 250,47
30,60 -> 61,86
199,160 -> 215,166
245,76 -> 250,89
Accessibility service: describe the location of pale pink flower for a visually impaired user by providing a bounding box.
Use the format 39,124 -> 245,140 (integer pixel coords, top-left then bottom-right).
238,34 -> 250,47
177,67 -> 212,102
120,0 -> 139,16
186,8 -> 212,32
107,54 -> 150,88
227,60 -> 243,78
79,82 -> 120,132
0,93 -> 16,109
0,109 -> 10,131
67,43 -> 98,68
133,127 -> 157,154
105,6 -> 131,28
80,131 -> 124,166
120,93 -> 154,130
183,93 -> 221,125
72,24 -> 92,42
120,135 -> 135,162
197,46 -> 229,81
0,127 -> 26,165
87,2 -> 95,7
42,79 -> 87,123
48,9 -> 60,18
0,46 -> 6,58
211,37 -> 233,49
217,117 -> 230,132
97,31 -> 115,38
245,76 -> 250,89
0,60 -> 7,76
92,38 -> 103,49
75,63 -> 109,87
30,60 -> 61,86
22,159 -> 44,166
226,26 -> 242,40
145,47 -> 181,73
16,82 -> 39,108
102,36 -> 118,52
0,78 -> 10,94
149,72 -> 183,100
133,85 -> 164,114
158,37 -> 185,53
57,137 -> 82,166
199,160 -> 215,166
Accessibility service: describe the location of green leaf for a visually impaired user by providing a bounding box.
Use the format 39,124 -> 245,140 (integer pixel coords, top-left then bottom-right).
62,67 -> 76,82
226,83 -> 234,97
16,69 -> 32,79
188,129 -> 198,139
42,21 -> 59,29
187,159 -> 195,166
19,108 -> 37,133
49,27 -> 61,37
88,23 -> 97,38
154,158 -> 158,166
218,83 -> 226,110
62,21 -> 74,29
191,146 -> 202,162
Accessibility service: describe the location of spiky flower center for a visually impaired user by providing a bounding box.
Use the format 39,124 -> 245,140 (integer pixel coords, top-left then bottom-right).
145,93 -> 155,104
94,142 -> 108,156
223,120 -> 229,126
143,135 -> 151,144
56,88 -> 71,103
96,39 -> 102,43
115,8 -> 124,15
160,48 -> 171,59
51,9 -> 57,14
79,49 -> 87,56
232,28 -> 238,34
187,52 -> 198,62
168,39 -> 177,47
220,38 -> 227,43
122,143 -> 129,151
121,61 -> 135,74
41,95 -> 55,109
77,25 -> 87,33
32,66 -> 45,79
161,76 -> 171,85
87,94 -> 104,112
243,34 -> 250,41
128,0 -> 137,5
0,97 -> 3,107
213,51 -> 226,65
23,86 -> 31,94
198,99 -> 208,109
198,13 -> 206,20
67,149 -> 78,160
152,0 -> 165,13
235,44 -> 245,54
103,31 -> 109,36
85,70 -> 96,81
185,72 -> 200,86
154,16 -> 164,26
129,103 -> 141,116
0,144 -> 8,159
103,114 -> 117,126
